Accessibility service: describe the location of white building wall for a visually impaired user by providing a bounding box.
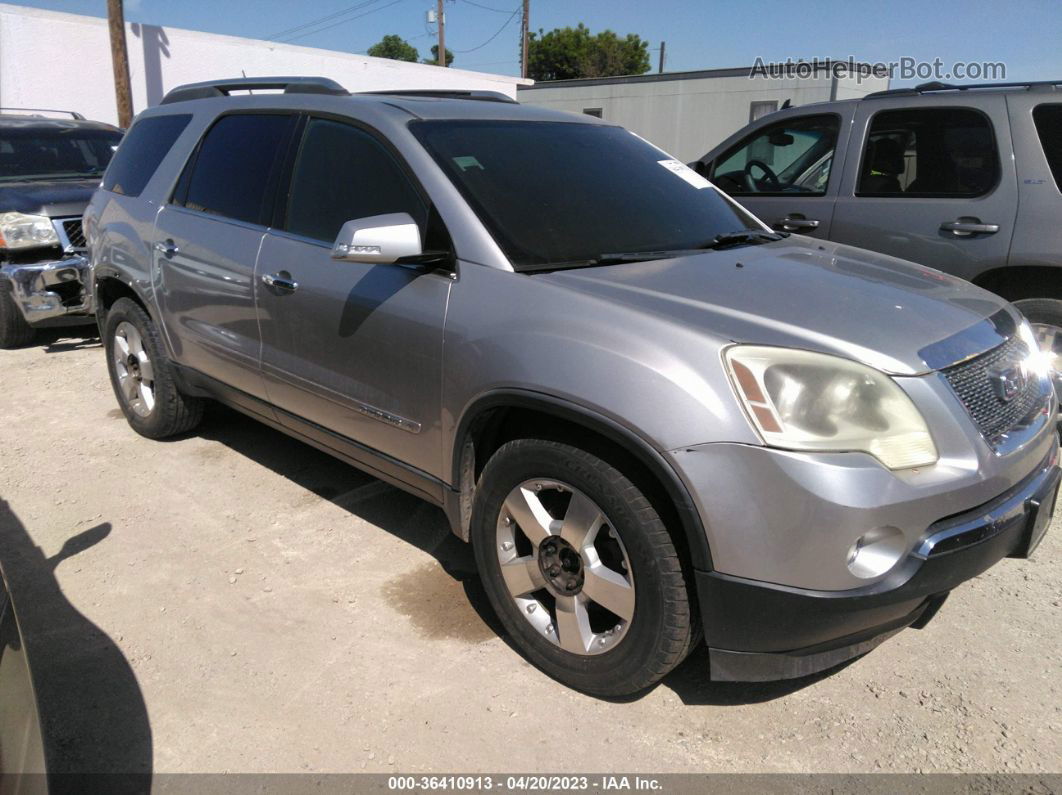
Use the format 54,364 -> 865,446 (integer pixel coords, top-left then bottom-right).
520,70 -> 889,162
0,3 -> 528,126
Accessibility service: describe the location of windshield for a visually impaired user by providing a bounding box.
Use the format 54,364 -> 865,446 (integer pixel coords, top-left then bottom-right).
410,120 -> 758,270
0,127 -> 122,182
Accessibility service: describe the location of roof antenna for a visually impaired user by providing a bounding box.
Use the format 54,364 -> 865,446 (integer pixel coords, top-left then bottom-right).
781,98 -> 791,109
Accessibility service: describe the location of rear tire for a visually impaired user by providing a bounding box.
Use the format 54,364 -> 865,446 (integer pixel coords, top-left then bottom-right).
0,288 -> 35,349
471,438 -> 695,697
104,297 -> 203,439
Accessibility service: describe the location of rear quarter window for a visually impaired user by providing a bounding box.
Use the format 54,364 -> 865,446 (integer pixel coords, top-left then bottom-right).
1032,104 -> 1062,190
102,114 -> 191,197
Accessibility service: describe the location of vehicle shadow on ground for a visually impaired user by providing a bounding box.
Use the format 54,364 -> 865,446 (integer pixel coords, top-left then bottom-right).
24,326 -> 101,354
0,500 -> 152,789
193,404 -> 835,706
194,404 -> 507,641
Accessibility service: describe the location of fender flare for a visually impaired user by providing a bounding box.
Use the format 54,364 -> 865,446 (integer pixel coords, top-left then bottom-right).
451,388 -> 714,571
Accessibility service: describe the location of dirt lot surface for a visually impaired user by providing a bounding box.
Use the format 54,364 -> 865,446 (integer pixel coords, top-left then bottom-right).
1,329 -> 1060,776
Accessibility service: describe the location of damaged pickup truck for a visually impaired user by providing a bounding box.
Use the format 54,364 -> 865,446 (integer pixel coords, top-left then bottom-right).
0,110 -> 122,348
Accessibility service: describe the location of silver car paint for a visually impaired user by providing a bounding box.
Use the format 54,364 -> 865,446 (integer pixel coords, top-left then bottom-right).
85,93 -> 1057,595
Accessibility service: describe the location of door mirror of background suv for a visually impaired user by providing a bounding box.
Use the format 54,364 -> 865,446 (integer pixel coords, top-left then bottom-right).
330,213 -> 423,264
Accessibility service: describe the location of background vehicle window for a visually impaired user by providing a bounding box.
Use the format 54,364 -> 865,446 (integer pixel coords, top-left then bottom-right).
102,115 -> 186,196
178,114 -> 295,225
711,115 -> 839,196
2,126 -> 124,185
283,119 -> 426,243
1033,104 -> 1062,190
857,108 -> 999,197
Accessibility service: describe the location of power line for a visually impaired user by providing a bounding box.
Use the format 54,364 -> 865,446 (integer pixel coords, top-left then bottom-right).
452,3 -> 521,53
265,0 -> 383,41
460,0 -> 513,13
277,0 -> 405,43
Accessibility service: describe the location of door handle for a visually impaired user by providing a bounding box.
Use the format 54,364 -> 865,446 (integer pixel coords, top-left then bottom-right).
776,215 -> 820,232
940,220 -> 1000,236
261,272 -> 298,292
153,239 -> 178,258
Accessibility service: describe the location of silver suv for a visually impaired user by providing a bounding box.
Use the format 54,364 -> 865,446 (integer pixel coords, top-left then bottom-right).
85,77 -> 1059,696
694,80 -> 1062,391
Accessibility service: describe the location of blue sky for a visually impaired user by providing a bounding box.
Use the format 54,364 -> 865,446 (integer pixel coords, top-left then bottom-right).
12,0 -> 1062,83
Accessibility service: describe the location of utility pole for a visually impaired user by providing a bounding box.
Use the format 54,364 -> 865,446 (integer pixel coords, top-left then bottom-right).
436,0 -> 446,66
520,0 -> 530,79
658,40 -> 666,74
107,0 -> 133,127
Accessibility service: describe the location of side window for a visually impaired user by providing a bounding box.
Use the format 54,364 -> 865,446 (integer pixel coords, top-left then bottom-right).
1033,104 -> 1062,190
282,118 -> 427,244
857,108 -> 999,197
102,114 -> 191,197
711,114 -> 839,196
176,114 -> 296,226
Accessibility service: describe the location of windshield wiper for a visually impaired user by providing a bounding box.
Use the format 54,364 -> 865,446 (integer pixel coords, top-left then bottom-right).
520,250 -> 696,272
702,229 -> 788,250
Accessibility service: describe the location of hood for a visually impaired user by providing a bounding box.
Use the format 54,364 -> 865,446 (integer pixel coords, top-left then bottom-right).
0,179 -> 98,217
539,237 -> 1012,375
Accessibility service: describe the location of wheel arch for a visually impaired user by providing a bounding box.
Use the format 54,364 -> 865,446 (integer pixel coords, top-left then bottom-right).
973,265 -> 1062,302
93,269 -> 153,333
448,389 -> 714,572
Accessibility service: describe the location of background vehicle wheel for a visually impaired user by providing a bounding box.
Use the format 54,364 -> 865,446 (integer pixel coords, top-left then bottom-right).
0,288 -> 36,349
104,297 -> 203,439
1014,298 -> 1062,389
471,439 -> 695,697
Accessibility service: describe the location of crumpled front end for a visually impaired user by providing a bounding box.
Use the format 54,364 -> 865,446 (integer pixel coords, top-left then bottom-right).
0,255 -> 93,325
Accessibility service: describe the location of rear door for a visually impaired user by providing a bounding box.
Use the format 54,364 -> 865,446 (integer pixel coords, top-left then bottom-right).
703,110 -> 852,237
154,112 -> 298,400
830,97 -> 1017,281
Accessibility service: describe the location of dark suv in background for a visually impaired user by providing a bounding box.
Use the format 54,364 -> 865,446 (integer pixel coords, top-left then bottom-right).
695,80 -> 1062,391
0,110 -> 122,348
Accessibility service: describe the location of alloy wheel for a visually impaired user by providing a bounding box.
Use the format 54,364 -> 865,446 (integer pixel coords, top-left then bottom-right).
112,321 -> 156,418
495,479 -> 635,655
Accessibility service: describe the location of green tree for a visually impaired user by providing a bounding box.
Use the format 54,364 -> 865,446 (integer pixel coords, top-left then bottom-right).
367,34 -> 419,62
528,24 -> 650,81
422,44 -> 455,67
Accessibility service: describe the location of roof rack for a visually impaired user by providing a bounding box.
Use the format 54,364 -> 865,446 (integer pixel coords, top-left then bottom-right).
361,89 -> 517,104
160,76 -> 349,105
0,107 -> 86,120
864,79 -> 1062,99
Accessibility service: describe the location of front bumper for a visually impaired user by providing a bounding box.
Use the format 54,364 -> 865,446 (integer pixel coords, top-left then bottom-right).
699,441 -> 1060,681
0,256 -> 93,325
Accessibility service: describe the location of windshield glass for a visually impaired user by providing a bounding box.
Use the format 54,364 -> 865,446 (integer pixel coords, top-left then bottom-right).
410,120 -> 758,270
0,126 -> 122,182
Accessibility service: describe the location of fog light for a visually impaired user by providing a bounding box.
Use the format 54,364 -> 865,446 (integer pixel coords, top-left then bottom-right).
846,526 -> 906,579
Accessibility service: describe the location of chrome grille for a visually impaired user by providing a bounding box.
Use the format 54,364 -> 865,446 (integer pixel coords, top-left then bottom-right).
61,219 -> 86,249
941,336 -> 1041,443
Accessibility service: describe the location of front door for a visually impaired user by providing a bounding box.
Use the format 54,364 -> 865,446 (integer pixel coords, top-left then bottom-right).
706,111 -> 850,237
830,97 -> 1017,282
255,117 -> 452,478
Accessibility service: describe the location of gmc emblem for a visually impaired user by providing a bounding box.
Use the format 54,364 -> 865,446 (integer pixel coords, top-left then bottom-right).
991,366 -> 1026,403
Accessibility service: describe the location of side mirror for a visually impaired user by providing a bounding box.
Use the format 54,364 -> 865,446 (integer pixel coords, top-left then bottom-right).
331,213 -> 422,264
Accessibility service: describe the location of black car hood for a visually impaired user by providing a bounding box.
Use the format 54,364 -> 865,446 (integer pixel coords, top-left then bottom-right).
0,178 -> 99,217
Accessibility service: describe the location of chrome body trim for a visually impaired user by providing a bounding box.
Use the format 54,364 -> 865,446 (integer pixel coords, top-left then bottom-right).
0,255 -> 93,323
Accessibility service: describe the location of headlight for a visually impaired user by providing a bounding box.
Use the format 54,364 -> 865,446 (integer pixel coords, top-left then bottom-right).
725,345 -> 938,470
0,212 -> 59,250
1017,318 -> 1055,379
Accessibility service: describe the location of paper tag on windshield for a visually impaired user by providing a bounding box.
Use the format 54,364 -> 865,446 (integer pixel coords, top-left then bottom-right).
658,159 -> 711,189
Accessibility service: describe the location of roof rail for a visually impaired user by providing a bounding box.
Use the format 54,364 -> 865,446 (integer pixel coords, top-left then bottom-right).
864,79 -> 1062,99
361,89 -> 517,104
0,107 -> 86,120
160,76 -> 349,105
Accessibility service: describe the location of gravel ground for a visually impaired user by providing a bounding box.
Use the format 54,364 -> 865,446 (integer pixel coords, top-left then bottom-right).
0,328 -> 1059,776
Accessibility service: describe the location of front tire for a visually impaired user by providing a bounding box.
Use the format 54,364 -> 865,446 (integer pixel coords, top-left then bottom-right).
471,439 -> 695,696
104,297 -> 203,438
0,288 -> 35,349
